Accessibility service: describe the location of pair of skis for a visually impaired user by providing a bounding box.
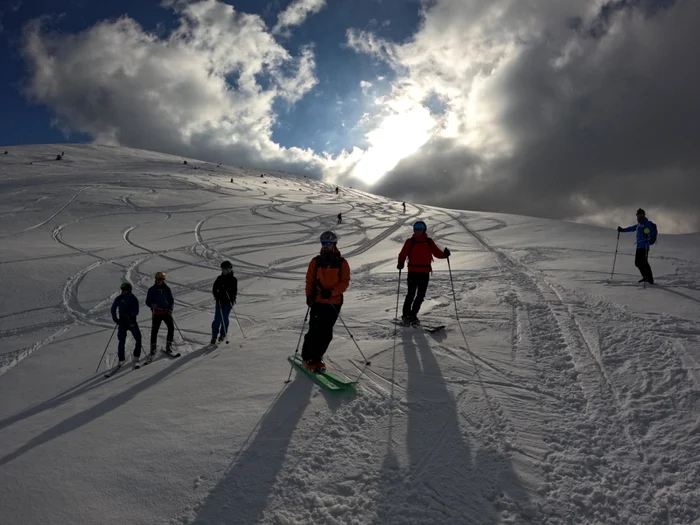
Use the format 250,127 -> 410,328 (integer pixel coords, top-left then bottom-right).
392,319 -> 446,333
287,354 -> 357,392
104,348 -> 181,378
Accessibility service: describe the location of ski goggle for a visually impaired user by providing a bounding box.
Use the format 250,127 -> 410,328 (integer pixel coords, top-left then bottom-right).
321,240 -> 334,246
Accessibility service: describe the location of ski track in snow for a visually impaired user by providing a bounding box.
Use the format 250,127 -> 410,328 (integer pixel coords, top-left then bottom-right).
1,145 -> 699,525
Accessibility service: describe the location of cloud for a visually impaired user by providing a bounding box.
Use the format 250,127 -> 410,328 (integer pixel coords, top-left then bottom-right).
347,0 -> 700,233
273,0 -> 326,34
21,0 -> 326,175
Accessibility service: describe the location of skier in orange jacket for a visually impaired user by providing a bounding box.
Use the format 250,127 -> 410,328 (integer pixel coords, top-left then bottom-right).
301,231 -> 350,371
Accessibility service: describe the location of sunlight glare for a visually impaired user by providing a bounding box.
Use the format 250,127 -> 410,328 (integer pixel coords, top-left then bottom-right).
351,107 -> 436,185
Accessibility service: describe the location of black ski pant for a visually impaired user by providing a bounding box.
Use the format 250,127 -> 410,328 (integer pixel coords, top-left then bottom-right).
301,302 -> 341,362
151,314 -> 174,350
117,322 -> 142,361
635,248 -> 654,283
403,272 -> 430,318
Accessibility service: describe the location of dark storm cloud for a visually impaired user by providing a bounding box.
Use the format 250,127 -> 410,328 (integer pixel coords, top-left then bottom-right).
361,0 -> 700,232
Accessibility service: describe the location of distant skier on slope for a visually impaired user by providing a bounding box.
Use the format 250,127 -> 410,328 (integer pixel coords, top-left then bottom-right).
146,272 -> 175,358
302,231 -> 350,372
617,208 -> 657,284
337,212 -> 342,224
211,261 -> 238,344
110,282 -> 143,367
335,186 -> 339,195
402,202 -> 406,213
397,220 -> 450,326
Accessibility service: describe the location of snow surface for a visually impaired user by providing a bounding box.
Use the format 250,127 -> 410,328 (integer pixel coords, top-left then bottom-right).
1,144 -> 699,525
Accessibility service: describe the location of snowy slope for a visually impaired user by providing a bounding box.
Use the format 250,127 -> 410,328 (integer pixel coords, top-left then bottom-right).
1,144 -> 699,525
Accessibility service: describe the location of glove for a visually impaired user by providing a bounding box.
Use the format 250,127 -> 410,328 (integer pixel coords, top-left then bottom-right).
443,247 -> 451,258
320,288 -> 332,299
113,317 -> 119,324
397,262 -> 404,270
306,295 -> 315,308
617,226 -> 622,232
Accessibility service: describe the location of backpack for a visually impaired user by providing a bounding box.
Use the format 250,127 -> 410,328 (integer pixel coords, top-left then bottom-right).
648,221 -> 658,245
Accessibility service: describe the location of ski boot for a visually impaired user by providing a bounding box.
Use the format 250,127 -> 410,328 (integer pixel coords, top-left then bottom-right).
303,359 -> 319,372
132,355 -> 141,369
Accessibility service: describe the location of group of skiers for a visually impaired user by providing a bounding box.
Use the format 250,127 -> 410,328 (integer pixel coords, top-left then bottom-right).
110,262 -> 238,367
110,208 -> 656,375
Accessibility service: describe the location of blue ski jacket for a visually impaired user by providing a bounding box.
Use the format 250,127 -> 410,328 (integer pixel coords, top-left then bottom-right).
111,293 -> 139,324
620,218 -> 656,249
146,284 -> 174,313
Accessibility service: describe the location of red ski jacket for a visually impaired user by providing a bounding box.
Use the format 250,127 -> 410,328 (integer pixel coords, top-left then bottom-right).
398,233 -> 446,273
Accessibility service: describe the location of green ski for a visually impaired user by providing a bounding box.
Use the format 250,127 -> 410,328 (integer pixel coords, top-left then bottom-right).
318,365 -> 358,389
288,355 -> 355,391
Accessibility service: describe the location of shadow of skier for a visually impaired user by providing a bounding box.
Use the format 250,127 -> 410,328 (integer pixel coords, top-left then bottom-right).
373,329 -> 532,524
189,376 -> 313,524
0,344 -> 212,467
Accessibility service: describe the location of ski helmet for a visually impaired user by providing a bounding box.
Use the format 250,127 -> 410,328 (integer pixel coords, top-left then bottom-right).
220,260 -> 233,270
319,231 -> 338,244
154,271 -> 166,281
413,220 -> 427,231
120,282 -> 132,292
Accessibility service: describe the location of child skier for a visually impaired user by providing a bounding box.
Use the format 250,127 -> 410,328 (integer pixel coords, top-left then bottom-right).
617,208 -> 658,284
145,271 -> 175,358
397,220 -> 450,326
110,282 -> 143,366
301,231 -> 350,371
211,261 -> 238,344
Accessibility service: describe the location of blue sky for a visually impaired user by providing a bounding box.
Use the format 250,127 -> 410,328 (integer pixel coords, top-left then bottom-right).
1,0 -> 698,232
0,0 -> 421,153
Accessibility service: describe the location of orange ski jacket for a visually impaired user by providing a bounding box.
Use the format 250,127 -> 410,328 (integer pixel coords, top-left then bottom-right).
398,233 -> 446,273
305,248 -> 350,305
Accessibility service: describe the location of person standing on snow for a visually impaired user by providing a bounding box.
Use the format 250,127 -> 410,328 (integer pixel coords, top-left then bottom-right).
146,271 -> 175,357
110,282 -> 143,366
618,208 -> 657,284
337,212 -> 342,224
402,202 -> 406,213
397,220 -> 450,326
301,231 -> 350,371
211,261 -> 238,344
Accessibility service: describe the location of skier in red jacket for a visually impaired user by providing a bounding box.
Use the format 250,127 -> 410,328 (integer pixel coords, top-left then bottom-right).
397,220 -> 450,326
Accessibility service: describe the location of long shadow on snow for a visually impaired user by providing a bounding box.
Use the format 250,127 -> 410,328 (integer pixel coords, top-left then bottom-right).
374,329 -> 530,524
189,376 -> 313,525
0,344 -> 212,467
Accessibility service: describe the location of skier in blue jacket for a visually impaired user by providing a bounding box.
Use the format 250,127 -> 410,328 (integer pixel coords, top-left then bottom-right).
617,208 -> 657,284
145,271 -> 175,357
110,282 -> 143,365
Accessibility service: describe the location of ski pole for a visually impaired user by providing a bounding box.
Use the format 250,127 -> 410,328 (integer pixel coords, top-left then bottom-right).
285,306 -> 310,383
394,269 -> 402,335
95,324 -> 118,373
447,257 -> 474,353
226,291 -> 246,338
172,315 -> 186,343
329,303 -> 371,365
447,258 -> 460,323
610,230 -> 620,281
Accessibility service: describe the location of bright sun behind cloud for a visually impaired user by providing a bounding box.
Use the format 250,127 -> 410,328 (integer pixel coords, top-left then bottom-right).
351,106 -> 436,185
